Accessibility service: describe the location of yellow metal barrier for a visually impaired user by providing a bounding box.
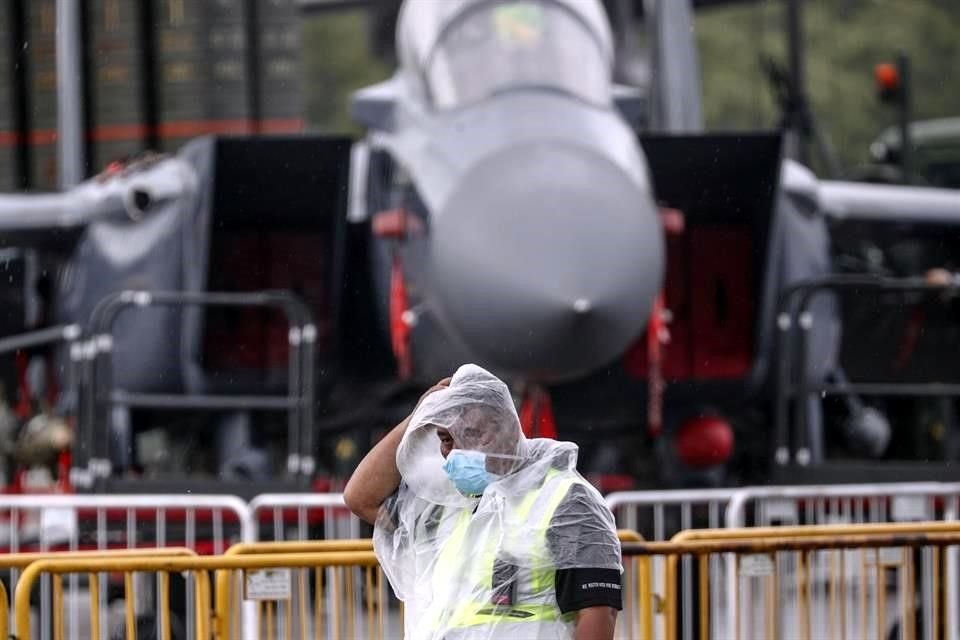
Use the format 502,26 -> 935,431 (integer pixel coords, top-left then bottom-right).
622,521 -> 960,640
10,532 -> 646,640
0,580 -> 6,640
615,529 -> 646,639
214,539 -> 380,640
15,525 -> 960,640
0,547 -> 196,640
14,551 -> 379,640
668,520 -> 960,640
208,532 -> 646,640
618,529 -> 643,542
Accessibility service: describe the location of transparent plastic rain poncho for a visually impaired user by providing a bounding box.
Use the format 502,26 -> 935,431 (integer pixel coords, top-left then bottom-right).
374,364 -> 622,640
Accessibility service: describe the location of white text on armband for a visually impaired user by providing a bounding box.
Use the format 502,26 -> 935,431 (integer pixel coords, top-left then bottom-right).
581,582 -> 621,590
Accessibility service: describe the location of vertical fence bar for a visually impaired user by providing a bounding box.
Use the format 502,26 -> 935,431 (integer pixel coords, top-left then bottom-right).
876,560 -> 886,640
346,566 -> 356,640
125,572 -> 137,639
365,566 -> 374,640
933,546 -> 941,640
332,567 -> 340,640
88,572 -> 101,640
315,568 -> 324,640
639,556 -> 653,640
861,549 -> 869,640
798,550 -> 810,640
160,572 -> 171,640
53,574 -> 64,640
906,549 -> 917,640
682,504 -> 692,640
699,554 -> 709,640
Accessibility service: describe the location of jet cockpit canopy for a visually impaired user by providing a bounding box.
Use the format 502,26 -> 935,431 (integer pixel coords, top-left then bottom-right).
397,0 -> 614,110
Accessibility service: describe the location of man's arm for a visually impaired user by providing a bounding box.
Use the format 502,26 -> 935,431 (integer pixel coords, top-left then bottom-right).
549,483 -> 623,639
575,606 -> 617,640
343,378 -> 450,525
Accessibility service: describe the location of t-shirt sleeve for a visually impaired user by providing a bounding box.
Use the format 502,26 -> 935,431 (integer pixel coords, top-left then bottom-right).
546,483 -> 623,613
554,567 -> 623,613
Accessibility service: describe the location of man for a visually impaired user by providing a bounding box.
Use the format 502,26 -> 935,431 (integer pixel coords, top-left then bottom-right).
344,364 -> 622,640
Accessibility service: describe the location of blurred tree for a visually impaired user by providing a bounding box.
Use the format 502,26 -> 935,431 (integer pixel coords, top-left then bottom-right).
695,0 -> 960,174
300,10 -> 391,135
297,1 -> 958,174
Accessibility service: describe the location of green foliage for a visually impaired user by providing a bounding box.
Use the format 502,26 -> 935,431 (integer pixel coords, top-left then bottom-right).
696,0 -> 960,173
297,2 -> 959,175
301,11 -> 391,135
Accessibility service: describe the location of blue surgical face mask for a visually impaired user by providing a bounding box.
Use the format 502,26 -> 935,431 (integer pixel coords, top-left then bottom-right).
442,449 -> 500,497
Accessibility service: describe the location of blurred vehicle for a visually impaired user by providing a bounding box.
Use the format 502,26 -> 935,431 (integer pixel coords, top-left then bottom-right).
852,117 -> 960,188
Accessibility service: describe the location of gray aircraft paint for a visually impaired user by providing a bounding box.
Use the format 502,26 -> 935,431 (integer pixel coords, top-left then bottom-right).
352,0 -> 663,383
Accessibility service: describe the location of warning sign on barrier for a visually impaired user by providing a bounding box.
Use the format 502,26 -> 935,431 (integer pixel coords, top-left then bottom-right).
244,568 -> 292,601
739,554 -> 775,577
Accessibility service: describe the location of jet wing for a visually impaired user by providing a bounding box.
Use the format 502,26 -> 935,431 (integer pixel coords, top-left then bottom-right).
351,77 -> 399,131
0,157 -> 198,253
0,191 -> 108,252
819,181 -> 960,224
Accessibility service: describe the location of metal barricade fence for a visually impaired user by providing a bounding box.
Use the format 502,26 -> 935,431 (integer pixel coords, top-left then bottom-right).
622,521 -> 960,640
212,540 -> 393,640
0,494 -> 254,640
248,493 -> 362,542
606,489 -> 739,540
12,535 -> 647,640
230,524 -> 642,638
725,482 -> 960,640
0,548 -> 197,640
13,550 -> 382,640
606,488 -> 739,640
607,482 -> 960,640
724,483 -> 960,528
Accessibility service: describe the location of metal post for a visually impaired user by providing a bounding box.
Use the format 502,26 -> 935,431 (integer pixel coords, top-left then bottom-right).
10,0 -> 31,189
55,0 -> 85,188
896,52 -> 912,185
785,0 -> 808,166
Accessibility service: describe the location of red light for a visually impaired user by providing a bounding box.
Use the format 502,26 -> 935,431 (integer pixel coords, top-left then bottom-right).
874,63 -> 900,92
372,208 -> 409,239
674,415 -> 734,468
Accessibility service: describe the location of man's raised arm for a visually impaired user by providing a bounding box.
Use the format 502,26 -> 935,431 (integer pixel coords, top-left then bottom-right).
343,378 -> 450,525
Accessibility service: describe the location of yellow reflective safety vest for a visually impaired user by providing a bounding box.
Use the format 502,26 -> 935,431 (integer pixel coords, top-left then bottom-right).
421,469 -> 585,640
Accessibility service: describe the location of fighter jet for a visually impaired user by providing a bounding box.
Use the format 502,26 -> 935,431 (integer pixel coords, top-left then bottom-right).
349,0 -> 664,385
3,0 -> 956,492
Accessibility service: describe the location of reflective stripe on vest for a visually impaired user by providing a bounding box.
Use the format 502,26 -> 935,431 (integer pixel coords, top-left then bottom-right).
437,469 -> 584,631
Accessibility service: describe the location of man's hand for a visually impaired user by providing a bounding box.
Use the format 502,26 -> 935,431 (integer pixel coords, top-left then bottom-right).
417,377 -> 452,408
926,268 -> 953,286
574,606 -> 617,640
344,376 -> 452,525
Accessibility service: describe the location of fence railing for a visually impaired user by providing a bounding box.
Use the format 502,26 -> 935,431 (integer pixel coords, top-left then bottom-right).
6,522 -> 959,640
78,289 -> 317,488
623,521 -> 960,640
3,485 -> 960,638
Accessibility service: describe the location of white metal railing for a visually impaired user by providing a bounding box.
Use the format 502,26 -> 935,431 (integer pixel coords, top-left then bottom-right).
248,492 -> 362,542
0,493 -> 254,639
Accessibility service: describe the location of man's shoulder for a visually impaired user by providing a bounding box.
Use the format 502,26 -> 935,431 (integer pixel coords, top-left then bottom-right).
547,475 -> 616,533
553,475 -> 606,510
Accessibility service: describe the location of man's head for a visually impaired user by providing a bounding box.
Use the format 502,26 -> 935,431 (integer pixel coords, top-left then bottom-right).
435,403 -> 519,457
435,402 -> 523,476
397,364 -> 528,504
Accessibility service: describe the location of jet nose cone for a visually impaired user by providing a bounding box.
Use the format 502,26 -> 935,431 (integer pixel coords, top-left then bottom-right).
429,142 -> 663,380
